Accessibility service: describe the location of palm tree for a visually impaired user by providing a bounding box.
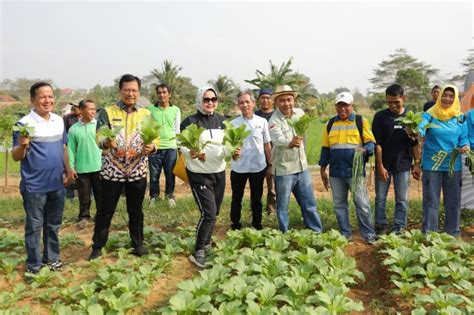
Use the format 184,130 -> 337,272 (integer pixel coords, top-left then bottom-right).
207,75 -> 238,114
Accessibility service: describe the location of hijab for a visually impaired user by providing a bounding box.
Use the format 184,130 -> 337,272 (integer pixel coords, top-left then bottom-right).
196,86 -> 218,115
427,84 -> 461,121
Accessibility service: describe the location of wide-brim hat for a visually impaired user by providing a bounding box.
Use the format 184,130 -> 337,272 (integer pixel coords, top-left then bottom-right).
271,85 -> 298,102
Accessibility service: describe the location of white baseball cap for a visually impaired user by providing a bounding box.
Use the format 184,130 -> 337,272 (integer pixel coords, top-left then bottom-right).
335,92 -> 354,105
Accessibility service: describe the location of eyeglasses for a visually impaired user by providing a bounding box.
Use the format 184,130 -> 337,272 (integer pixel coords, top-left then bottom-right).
203,97 -> 218,104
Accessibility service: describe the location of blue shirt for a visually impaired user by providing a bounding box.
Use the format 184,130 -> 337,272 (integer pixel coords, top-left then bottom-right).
418,112 -> 468,172
13,110 -> 67,193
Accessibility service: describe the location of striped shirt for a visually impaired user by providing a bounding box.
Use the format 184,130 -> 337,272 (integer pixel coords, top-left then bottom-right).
13,110 -> 67,193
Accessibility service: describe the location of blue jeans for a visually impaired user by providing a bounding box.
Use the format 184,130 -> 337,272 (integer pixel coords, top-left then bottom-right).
149,149 -> 177,198
274,169 -> 323,233
422,171 -> 461,236
22,189 -> 65,271
374,170 -> 410,231
329,176 -> 376,240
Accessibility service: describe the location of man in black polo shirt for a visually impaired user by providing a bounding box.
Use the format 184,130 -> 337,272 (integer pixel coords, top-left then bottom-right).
372,84 -> 421,235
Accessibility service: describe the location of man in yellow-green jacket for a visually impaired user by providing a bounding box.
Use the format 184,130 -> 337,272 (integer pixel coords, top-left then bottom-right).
89,74 -> 159,260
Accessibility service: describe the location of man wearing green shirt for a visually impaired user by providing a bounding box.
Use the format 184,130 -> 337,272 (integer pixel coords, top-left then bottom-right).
147,84 -> 181,208
68,100 -> 103,229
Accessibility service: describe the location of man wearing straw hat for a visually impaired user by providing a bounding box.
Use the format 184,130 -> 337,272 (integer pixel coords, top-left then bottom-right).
268,85 -> 323,233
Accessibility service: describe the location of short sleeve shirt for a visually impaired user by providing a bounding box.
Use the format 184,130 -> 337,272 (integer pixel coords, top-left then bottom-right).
13,110 -> 67,193
230,115 -> 271,173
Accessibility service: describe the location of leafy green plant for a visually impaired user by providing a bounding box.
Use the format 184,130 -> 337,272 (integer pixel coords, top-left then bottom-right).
287,114 -> 317,136
12,123 -> 35,137
222,120 -> 251,162
97,125 -> 122,142
448,148 -> 474,177
351,150 -> 366,202
394,111 -> 439,134
139,115 -> 160,144
175,123 -> 210,155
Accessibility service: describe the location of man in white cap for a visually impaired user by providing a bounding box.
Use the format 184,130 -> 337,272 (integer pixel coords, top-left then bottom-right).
319,91 -> 378,244
268,85 -> 323,233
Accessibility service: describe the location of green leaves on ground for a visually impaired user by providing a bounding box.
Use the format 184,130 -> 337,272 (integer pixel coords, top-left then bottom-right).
161,228 -> 364,314
287,114 -> 317,136
175,123 -> 210,154
222,120 -> 252,162
378,230 -> 473,313
140,116 -> 160,144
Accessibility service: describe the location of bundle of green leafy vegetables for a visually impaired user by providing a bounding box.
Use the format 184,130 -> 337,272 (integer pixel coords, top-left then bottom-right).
394,111 -> 439,134
97,126 -> 122,143
448,148 -> 474,177
12,123 -> 34,137
222,121 -> 252,162
140,116 -> 160,144
287,114 -> 317,136
175,124 -> 210,158
351,150 -> 366,203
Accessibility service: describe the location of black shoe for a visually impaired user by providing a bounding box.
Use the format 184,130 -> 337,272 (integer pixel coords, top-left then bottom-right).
375,224 -> 388,235
47,260 -> 63,271
188,250 -> 206,268
132,245 -> 148,257
253,224 -> 263,230
231,223 -> 242,230
88,248 -> 102,261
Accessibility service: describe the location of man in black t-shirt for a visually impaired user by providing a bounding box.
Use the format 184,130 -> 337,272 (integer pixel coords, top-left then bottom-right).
254,88 -> 276,214
372,84 -> 421,235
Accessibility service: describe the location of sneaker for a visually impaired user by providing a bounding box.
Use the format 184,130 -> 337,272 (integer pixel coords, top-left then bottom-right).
88,248 -> 102,261
231,223 -> 242,230
47,260 -> 63,271
132,245 -> 148,257
78,219 -> 88,229
375,224 -> 388,236
391,227 -> 405,235
253,224 -> 263,230
188,250 -> 206,268
168,197 -> 176,208
365,235 -> 378,245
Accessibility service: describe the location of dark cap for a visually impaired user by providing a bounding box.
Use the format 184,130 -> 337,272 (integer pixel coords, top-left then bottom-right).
258,88 -> 273,97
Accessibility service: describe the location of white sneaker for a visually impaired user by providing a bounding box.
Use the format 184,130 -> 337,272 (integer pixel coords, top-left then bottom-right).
168,197 -> 176,208
149,198 -> 157,207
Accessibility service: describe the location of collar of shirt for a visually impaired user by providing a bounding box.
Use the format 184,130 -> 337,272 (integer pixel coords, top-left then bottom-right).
30,109 -> 59,122
79,118 -> 97,125
117,101 -> 137,113
335,112 -> 355,122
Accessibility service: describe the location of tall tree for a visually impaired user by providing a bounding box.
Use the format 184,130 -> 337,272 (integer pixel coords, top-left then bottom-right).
245,58 -> 318,110
146,60 -> 197,115
370,48 -> 437,110
207,75 -> 238,114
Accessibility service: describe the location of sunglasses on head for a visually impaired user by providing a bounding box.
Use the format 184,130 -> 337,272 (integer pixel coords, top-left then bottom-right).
203,97 -> 218,103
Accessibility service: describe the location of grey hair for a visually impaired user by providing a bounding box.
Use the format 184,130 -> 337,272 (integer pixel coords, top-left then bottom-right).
237,89 -> 255,103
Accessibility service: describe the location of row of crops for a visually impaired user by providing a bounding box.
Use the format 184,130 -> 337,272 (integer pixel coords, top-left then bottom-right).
0,227 -> 472,314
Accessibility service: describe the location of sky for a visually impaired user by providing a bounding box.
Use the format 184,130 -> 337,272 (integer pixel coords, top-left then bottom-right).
1,0 -> 473,94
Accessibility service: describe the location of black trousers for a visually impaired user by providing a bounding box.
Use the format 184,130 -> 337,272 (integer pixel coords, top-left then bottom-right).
92,178 -> 146,250
76,171 -> 102,221
187,169 -> 225,251
230,169 -> 266,229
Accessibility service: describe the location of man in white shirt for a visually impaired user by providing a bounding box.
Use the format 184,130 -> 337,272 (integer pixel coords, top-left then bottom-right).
230,90 -> 272,229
